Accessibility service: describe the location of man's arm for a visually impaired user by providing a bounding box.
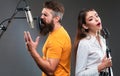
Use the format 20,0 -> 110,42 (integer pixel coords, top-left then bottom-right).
30,49 -> 59,76
24,31 -> 59,75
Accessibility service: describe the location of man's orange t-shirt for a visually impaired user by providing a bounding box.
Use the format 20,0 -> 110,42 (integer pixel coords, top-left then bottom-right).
42,26 -> 71,76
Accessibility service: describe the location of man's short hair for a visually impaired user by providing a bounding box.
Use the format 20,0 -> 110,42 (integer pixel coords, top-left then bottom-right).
43,0 -> 64,21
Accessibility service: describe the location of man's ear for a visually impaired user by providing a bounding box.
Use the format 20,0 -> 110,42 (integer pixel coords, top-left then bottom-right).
54,16 -> 60,22
82,24 -> 88,29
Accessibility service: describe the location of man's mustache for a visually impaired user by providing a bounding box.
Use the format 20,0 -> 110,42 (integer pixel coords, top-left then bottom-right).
40,19 -> 45,25
38,18 -> 49,36
39,18 -> 46,31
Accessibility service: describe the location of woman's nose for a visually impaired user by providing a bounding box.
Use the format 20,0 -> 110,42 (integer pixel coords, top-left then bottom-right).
95,17 -> 99,22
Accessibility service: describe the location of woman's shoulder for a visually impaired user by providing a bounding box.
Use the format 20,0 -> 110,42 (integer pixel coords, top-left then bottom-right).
78,37 -> 90,47
80,36 -> 92,43
79,35 -> 97,46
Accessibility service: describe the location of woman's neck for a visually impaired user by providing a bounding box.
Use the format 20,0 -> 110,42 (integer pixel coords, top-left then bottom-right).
88,32 -> 102,47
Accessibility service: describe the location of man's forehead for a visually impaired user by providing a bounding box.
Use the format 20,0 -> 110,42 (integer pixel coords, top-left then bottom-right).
42,8 -> 53,14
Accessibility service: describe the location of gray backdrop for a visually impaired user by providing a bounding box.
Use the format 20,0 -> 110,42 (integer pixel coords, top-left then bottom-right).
0,0 -> 119,76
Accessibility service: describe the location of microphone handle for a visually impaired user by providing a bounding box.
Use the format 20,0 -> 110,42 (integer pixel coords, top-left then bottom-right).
106,48 -> 113,76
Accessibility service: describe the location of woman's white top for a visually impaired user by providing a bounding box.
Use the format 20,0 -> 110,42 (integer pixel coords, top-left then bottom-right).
75,35 -> 106,76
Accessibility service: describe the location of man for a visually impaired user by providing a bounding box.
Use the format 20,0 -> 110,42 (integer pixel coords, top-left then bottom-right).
24,0 -> 71,76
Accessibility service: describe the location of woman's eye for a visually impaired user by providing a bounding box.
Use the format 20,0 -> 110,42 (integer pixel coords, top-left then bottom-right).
89,18 -> 93,21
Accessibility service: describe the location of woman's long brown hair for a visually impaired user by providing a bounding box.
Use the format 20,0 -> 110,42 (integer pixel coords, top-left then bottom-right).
73,8 -> 95,59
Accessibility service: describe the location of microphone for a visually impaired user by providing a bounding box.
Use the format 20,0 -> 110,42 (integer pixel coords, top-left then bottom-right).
24,6 -> 34,29
102,28 -> 113,76
102,28 -> 110,39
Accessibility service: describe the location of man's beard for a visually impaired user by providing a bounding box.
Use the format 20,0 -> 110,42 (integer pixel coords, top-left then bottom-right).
39,19 -> 54,36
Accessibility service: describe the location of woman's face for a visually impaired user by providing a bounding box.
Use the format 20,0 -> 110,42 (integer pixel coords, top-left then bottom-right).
85,10 -> 102,35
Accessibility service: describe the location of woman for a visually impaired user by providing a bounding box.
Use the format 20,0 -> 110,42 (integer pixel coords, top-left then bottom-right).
74,8 -> 113,76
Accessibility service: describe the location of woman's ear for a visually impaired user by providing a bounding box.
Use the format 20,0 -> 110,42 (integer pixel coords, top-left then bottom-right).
82,24 -> 88,29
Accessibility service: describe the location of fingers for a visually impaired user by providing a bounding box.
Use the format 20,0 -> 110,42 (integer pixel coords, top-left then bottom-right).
24,31 -> 31,45
102,55 -> 112,62
36,36 -> 40,44
24,31 -> 32,41
24,31 -> 28,42
106,58 -> 112,68
102,56 -> 112,68
26,31 -> 32,42
107,56 -> 112,63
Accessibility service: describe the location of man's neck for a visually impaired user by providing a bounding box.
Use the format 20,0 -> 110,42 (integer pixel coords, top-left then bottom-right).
53,22 -> 61,31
